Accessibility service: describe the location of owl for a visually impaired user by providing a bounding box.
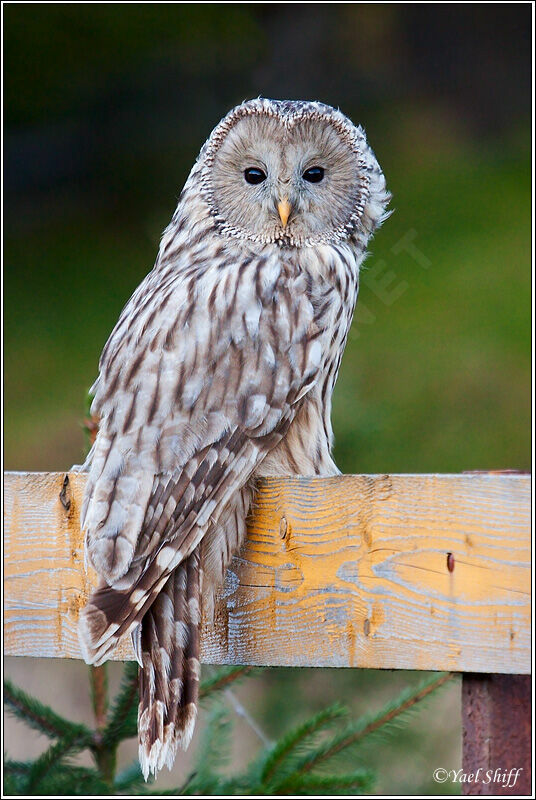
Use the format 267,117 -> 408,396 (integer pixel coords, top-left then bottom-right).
78,98 -> 390,779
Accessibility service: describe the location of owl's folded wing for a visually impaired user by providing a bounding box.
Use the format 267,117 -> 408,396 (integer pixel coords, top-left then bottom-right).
79,250 -> 332,664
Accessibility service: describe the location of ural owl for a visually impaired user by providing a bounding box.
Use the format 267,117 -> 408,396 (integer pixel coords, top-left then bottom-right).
78,98 -> 390,778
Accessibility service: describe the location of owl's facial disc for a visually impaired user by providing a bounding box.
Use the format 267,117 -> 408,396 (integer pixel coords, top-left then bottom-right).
208,112 -> 365,246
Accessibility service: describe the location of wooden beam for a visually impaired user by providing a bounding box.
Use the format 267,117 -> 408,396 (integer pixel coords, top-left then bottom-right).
3,471 -> 530,673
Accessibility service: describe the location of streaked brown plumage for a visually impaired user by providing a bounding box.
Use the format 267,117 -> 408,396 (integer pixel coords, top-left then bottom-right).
78,98 -> 390,778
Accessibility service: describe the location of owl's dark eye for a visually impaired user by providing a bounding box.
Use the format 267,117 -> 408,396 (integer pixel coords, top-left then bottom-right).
244,167 -> 267,185
303,166 -> 325,183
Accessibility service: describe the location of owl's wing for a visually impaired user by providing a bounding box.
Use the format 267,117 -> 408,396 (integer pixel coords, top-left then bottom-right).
79,249 -> 332,664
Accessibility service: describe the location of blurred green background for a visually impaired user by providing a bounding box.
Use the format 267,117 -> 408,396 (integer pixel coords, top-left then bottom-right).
4,4 -> 530,795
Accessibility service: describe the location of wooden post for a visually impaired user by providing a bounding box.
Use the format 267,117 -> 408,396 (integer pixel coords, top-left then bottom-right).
462,674 -> 531,795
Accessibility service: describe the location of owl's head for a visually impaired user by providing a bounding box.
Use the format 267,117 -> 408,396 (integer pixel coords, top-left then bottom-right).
198,98 -> 390,248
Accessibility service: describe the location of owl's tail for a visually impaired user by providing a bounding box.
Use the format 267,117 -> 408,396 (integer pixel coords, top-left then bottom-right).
137,546 -> 202,780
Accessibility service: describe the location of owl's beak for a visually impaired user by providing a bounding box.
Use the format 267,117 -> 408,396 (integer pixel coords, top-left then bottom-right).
277,197 -> 292,228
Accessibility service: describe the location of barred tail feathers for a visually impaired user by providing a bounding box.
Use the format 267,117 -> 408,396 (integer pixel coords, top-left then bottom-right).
138,548 -> 202,779
77,486 -> 252,779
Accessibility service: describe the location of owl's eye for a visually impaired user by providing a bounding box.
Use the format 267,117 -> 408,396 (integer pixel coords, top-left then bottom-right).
303,166 -> 325,183
244,167 -> 267,185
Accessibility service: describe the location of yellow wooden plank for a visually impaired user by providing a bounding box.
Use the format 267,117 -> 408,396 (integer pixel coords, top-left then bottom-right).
3,471 -> 530,673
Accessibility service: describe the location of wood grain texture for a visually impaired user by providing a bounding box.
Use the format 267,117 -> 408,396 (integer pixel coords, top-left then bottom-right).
4,471 -> 530,673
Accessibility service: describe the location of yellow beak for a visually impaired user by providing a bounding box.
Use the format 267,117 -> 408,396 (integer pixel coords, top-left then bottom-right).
277,197 -> 291,228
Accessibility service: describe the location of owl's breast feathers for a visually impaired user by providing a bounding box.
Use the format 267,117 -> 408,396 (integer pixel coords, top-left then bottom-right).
79,241 -> 358,645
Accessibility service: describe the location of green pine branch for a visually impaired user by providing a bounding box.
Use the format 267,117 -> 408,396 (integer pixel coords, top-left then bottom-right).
25,737 -> 89,793
283,672 -> 454,781
199,665 -> 258,701
259,703 -> 347,786
4,679 -> 93,746
180,705 -> 233,795
113,761 -> 147,793
101,661 -> 139,746
277,769 -> 376,796
3,668 -> 454,796
318,671 -> 454,766
4,761 -> 33,796
4,759 -> 32,774
28,763 -> 110,796
90,663 -> 118,784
